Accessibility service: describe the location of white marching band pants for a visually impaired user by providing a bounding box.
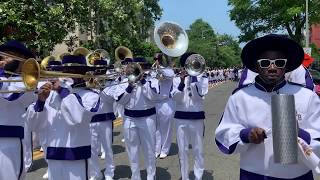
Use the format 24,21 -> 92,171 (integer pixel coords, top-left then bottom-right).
0,138 -> 25,180
176,119 -> 204,180
155,99 -> 174,155
123,115 -> 156,180
48,159 -> 88,180
89,121 -> 114,178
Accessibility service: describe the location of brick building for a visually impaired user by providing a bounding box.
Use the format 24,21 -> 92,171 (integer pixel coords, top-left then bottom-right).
310,24 -> 320,49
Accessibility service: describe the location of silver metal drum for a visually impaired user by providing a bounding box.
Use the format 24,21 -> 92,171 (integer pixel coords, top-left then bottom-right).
271,94 -> 298,164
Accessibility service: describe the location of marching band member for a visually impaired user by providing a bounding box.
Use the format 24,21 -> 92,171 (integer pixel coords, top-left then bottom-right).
153,53 -> 175,159
171,52 -> 208,180
115,57 -> 160,180
215,34 -> 320,180
27,55 -> 102,180
89,61 -> 116,180
0,40 -> 37,180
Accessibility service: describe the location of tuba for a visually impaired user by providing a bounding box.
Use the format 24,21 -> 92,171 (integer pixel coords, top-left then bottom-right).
154,21 -> 189,57
115,46 -> 133,62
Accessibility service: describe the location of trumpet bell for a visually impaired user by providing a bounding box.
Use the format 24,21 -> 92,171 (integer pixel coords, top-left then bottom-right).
95,49 -> 110,61
185,54 -> 206,76
154,21 -> 188,57
115,46 -> 133,62
86,52 -> 101,66
21,58 -> 41,90
86,49 -> 111,67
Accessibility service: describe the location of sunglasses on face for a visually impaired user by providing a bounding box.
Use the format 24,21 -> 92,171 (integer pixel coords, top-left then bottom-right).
257,59 -> 287,68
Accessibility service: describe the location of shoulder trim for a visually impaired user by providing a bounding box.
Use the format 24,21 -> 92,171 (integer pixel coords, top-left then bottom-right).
232,83 -> 252,95
287,81 -> 313,92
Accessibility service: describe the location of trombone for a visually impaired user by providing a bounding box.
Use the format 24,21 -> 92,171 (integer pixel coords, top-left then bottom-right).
0,58 -> 98,93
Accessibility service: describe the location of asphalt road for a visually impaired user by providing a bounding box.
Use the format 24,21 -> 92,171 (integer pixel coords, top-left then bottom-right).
26,81 -> 320,180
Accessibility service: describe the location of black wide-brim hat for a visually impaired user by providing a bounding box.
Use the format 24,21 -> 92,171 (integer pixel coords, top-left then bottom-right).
241,34 -> 304,73
0,40 -> 35,59
60,55 -> 95,72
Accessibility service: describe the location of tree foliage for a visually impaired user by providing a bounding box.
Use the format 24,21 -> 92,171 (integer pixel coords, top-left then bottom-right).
0,0 -> 162,58
187,19 -> 241,68
228,0 -> 320,45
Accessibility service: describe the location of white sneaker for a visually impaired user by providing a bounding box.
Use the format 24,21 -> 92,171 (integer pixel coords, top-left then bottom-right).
159,153 -> 167,159
42,171 -> 48,179
155,153 -> 160,158
105,175 -> 113,180
89,175 -> 103,180
40,147 -> 44,152
100,152 -> 106,160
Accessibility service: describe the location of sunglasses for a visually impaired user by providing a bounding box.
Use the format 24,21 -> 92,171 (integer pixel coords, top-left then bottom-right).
257,59 -> 287,68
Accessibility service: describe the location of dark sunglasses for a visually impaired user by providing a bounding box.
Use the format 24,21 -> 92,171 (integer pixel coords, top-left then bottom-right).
257,59 -> 287,68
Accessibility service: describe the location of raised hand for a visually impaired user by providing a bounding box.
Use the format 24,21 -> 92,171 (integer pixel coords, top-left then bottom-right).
38,82 -> 52,102
249,127 -> 267,144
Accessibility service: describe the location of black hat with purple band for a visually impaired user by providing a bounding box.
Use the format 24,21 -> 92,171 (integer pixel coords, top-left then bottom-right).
133,57 -> 152,69
121,58 -> 133,65
60,55 -> 95,73
47,60 -> 62,71
0,40 -> 35,59
241,34 -> 304,73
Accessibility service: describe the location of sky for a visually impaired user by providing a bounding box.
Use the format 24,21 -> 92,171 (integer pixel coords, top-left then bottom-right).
157,0 -> 241,39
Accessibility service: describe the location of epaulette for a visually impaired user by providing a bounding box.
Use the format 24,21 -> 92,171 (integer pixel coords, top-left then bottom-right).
232,83 -> 252,95
287,81 -> 313,91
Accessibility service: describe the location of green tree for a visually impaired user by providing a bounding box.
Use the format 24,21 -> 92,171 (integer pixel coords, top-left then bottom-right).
0,0 -> 81,55
228,0 -> 320,44
187,19 -> 241,68
78,0 -> 162,60
0,0 -> 162,58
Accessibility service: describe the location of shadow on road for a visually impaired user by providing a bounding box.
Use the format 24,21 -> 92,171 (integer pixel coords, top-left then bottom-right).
168,143 -> 179,156
111,165 -> 171,180
112,145 -> 126,155
113,131 -> 121,137
189,170 -> 214,180
28,158 -> 47,172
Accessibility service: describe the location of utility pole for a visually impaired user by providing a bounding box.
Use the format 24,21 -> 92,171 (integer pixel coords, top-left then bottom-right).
306,0 -> 309,48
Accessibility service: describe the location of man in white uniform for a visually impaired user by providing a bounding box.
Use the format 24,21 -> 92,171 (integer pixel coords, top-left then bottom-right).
116,57 -> 160,180
27,55 -> 103,180
89,60 -> 116,180
215,34 -> 320,180
172,52 -> 208,180
153,53 -> 175,159
0,40 -> 37,180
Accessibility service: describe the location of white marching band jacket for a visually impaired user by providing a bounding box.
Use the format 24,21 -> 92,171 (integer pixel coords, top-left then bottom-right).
215,81 -> 320,179
171,75 -> 208,120
115,78 -> 160,118
27,87 -> 103,161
